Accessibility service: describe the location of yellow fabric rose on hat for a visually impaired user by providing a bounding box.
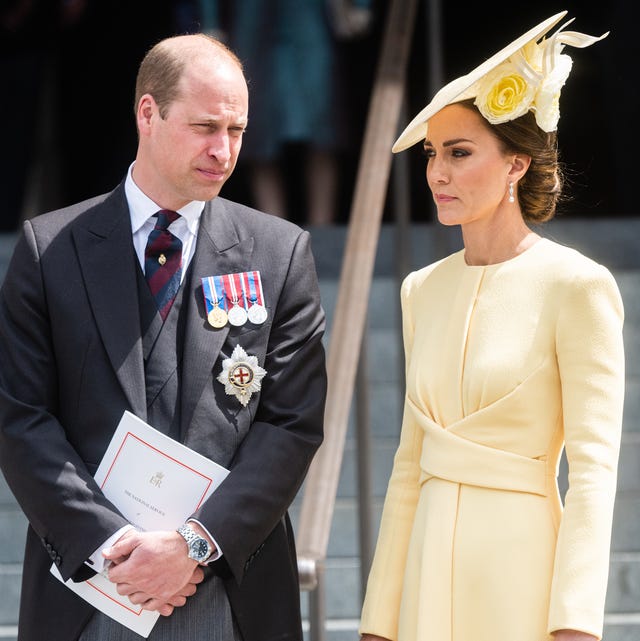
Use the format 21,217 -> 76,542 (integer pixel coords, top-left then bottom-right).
474,61 -> 537,124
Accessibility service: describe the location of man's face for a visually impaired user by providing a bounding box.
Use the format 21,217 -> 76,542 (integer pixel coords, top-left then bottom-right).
135,59 -> 249,210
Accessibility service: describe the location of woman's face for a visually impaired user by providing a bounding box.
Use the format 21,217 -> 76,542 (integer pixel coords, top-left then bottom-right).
424,104 -> 516,227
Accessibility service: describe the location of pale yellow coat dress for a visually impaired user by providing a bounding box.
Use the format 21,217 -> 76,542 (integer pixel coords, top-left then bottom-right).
359,238 -> 625,641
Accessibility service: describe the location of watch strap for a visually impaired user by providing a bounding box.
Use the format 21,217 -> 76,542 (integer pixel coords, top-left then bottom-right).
177,524 -> 213,563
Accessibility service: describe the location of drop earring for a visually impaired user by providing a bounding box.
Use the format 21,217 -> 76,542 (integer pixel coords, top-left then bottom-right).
508,182 -> 515,203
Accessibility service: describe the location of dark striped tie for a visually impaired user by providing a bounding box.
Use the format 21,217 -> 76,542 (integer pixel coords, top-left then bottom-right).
144,209 -> 183,320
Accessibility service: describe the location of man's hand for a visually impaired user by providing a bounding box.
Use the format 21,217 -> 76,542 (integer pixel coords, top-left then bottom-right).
103,530 -> 206,612
124,566 -> 204,616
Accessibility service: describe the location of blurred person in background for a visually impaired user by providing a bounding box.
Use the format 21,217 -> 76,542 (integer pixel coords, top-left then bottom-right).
200,0 -> 373,225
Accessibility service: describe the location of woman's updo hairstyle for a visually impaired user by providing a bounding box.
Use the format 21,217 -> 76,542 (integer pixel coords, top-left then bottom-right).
459,99 -> 563,224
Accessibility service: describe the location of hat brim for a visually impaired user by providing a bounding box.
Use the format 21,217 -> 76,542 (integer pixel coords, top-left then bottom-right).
392,11 -> 568,153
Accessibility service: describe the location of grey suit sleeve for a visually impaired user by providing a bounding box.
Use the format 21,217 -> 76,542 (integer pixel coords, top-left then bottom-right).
0,222 -> 129,581
192,229 -> 327,581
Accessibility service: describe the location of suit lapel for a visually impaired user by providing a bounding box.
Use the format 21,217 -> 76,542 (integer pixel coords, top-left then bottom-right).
72,185 -> 147,419
181,198 -> 255,436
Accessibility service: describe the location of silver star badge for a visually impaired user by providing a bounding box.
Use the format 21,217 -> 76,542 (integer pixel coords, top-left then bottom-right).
217,345 -> 266,406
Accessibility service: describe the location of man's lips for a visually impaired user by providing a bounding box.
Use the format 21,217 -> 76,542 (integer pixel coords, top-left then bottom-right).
198,167 -> 227,180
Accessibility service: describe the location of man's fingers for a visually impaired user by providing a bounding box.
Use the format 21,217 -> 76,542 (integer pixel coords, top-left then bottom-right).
190,566 -> 205,584
168,594 -> 188,607
103,532 -> 139,562
124,592 -> 180,616
117,577 -> 200,605
177,582 -> 197,598
141,599 -> 175,616
115,582 -> 135,597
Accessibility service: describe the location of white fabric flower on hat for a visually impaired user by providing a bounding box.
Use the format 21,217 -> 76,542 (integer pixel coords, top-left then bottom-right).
533,53 -> 573,132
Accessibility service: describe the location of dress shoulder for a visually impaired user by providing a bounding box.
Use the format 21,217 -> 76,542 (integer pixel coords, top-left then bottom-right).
536,239 -> 622,306
401,250 -> 464,301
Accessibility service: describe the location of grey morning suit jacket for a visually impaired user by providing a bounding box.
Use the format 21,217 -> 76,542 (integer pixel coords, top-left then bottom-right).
0,183 -> 327,641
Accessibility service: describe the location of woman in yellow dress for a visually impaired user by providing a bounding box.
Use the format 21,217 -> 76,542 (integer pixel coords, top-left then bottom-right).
359,12 -> 624,641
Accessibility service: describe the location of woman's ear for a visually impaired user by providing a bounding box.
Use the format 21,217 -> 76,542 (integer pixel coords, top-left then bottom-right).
508,154 -> 531,182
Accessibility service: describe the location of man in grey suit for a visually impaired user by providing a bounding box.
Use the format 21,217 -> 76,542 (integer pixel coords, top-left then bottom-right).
0,34 -> 326,641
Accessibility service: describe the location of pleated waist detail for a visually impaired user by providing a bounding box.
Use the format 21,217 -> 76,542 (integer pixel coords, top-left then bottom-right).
407,397 -> 550,497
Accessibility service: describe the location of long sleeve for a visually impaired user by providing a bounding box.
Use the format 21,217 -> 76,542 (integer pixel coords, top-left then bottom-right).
548,264 -> 625,638
359,274 -> 423,640
0,221 -> 130,581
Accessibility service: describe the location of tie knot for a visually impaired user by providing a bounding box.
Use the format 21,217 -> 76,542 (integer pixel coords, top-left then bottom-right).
154,209 -> 180,230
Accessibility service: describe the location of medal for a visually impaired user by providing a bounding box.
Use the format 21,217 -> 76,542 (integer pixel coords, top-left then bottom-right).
228,304 -> 248,326
224,274 -> 248,327
217,345 -> 267,406
248,304 -> 268,325
201,276 -> 228,329
243,271 -> 268,325
208,306 -> 228,328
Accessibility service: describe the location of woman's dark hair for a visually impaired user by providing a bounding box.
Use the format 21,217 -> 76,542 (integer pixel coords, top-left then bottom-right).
459,99 -> 563,224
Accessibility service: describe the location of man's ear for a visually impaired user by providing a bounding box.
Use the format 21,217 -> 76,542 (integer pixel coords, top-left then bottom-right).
136,94 -> 157,135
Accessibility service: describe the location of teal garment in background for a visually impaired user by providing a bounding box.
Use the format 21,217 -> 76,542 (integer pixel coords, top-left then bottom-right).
200,0 -> 365,160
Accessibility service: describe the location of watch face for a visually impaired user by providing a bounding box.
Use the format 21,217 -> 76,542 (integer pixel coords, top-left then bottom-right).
191,538 -> 210,561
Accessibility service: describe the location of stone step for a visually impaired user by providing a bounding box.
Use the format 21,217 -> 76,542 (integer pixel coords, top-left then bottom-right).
0,508 -> 26,564
301,619 -> 640,641
302,619 -> 360,641
291,499 -> 384,559
0,474 -> 17,506
310,220 -> 640,280
295,552 -> 640,625
606,553 -> 640,613
603,615 -> 640,641
1,552 -> 638,633
0,566 -> 21,627
612,495 -> 640,553
292,472 -> 640,561
0,627 -> 17,641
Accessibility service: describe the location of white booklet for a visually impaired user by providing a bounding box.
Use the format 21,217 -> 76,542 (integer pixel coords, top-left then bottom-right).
50,410 -> 229,638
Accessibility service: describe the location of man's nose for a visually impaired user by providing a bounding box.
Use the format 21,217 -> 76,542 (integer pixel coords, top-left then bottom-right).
208,134 -> 231,163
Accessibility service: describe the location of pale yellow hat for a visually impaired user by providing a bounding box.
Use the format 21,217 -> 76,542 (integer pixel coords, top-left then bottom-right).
392,11 -> 608,153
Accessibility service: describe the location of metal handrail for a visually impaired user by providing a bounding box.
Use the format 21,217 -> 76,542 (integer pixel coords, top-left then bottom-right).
296,0 -> 419,634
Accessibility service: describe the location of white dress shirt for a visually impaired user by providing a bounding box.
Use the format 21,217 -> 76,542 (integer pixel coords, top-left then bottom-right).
125,164 -> 203,276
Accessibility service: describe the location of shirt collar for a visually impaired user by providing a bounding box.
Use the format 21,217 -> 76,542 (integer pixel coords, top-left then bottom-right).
125,163 -> 204,236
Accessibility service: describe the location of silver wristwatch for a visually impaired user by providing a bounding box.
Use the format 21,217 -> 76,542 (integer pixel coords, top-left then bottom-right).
177,524 -> 213,563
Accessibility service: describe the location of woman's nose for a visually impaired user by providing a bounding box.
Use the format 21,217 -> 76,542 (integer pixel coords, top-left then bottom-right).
427,157 -> 448,184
